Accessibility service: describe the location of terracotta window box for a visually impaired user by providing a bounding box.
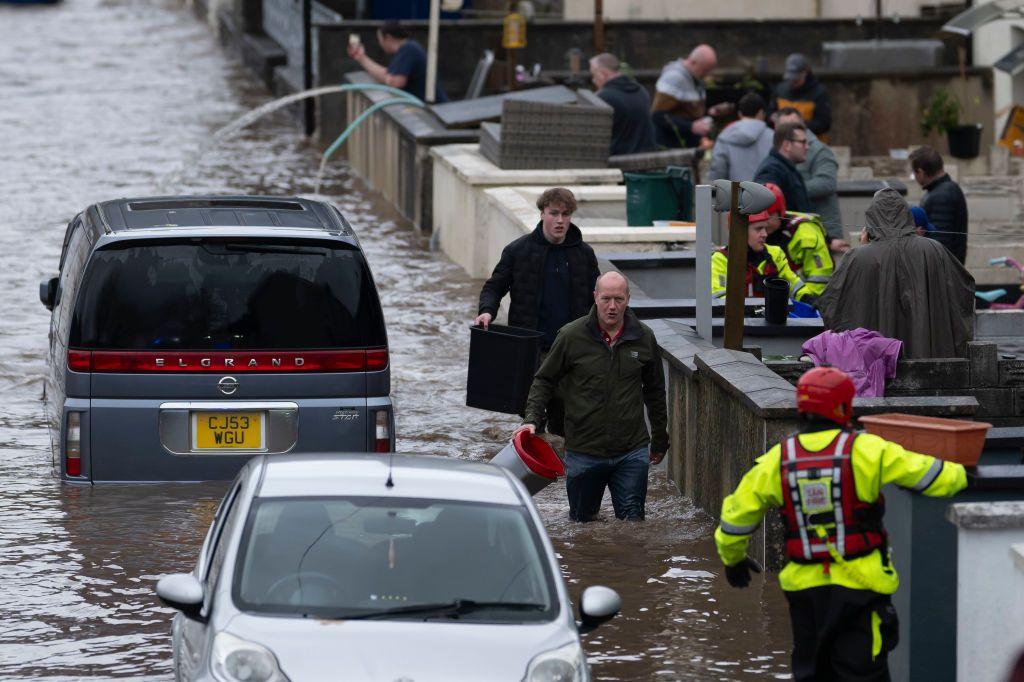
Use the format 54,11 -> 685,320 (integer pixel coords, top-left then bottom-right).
858,413 -> 991,467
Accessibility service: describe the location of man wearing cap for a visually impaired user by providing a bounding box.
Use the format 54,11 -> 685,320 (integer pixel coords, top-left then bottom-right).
769,53 -> 831,138
711,207 -> 816,305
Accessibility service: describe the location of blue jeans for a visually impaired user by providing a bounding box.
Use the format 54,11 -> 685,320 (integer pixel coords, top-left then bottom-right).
565,447 -> 650,522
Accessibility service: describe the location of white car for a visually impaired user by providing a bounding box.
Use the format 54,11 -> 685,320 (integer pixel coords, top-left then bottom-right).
156,453 -> 621,681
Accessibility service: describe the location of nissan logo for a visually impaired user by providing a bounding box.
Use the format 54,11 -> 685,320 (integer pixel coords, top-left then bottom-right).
217,376 -> 239,396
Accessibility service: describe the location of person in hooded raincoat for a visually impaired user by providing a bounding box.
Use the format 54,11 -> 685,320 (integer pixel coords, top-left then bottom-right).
816,188 -> 974,359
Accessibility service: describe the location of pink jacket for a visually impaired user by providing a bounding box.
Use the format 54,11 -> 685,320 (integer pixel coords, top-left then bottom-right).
801,328 -> 902,397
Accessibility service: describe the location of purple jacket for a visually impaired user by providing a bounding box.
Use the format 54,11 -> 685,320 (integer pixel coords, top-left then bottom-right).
801,328 -> 902,397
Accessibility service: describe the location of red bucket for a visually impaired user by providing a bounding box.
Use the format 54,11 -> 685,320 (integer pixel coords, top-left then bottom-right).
491,431 -> 565,495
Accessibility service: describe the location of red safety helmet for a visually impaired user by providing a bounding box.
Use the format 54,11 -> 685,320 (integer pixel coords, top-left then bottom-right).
796,367 -> 855,426
764,182 -> 786,216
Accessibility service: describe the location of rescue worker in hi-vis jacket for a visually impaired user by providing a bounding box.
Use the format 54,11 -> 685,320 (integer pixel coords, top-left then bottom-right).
714,367 -> 967,681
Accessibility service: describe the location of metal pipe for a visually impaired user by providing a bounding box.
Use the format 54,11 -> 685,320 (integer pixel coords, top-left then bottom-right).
426,0 -> 441,104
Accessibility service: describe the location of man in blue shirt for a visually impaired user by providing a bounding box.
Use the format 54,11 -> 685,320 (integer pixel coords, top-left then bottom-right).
347,21 -> 449,103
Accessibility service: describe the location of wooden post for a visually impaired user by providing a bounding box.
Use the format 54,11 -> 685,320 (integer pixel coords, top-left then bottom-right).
723,181 -> 748,350
594,0 -> 604,53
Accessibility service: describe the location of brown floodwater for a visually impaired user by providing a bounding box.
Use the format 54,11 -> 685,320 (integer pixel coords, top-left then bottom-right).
0,0 -> 791,678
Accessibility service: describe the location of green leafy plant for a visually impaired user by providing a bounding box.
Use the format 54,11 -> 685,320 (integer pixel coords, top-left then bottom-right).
921,88 -> 961,136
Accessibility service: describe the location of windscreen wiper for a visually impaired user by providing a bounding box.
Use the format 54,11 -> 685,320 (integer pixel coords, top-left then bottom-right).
331,600 -> 547,621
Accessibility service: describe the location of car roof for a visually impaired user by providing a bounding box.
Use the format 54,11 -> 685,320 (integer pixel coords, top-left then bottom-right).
92,196 -> 353,236
254,453 -> 525,506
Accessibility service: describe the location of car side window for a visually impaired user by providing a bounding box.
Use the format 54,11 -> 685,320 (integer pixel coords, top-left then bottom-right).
54,226 -> 90,349
58,217 -> 82,272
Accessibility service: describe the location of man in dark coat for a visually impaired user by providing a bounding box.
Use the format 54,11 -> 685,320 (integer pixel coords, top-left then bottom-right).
475,187 -> 600,348
768,53 -> 831,137
817,188 -> 975,359
517,272 -> 669,521
911,146 -> 968,264
754,121 -> 812,213
590,53 -> 657,156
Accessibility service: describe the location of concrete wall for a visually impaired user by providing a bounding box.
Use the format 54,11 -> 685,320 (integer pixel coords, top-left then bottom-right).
767,342 -> 1024,427
563,0 -> 962,20
948,502 -> 1024,682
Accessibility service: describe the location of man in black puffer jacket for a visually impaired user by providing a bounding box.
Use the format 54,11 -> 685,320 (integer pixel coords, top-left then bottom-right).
475,187 -> 600,348
475,188 -> 600,433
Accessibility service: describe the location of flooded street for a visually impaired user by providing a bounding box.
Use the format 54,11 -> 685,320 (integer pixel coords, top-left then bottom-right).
0,1 -> 790,679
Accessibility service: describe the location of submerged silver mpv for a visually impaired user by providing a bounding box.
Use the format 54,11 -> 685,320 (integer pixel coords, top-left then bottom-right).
156,453 -> 621,682
40,196 -> 393,482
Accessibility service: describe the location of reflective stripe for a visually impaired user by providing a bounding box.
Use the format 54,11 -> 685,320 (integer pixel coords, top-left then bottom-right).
796,467 -> 837,478
719,519 -> 759,535
832,432 -> 850,556
786,437 -> 812,560
792,277 -> 806,291
911,459 -> 944,492
713,289 -> 727,299
805,275 -> 831,283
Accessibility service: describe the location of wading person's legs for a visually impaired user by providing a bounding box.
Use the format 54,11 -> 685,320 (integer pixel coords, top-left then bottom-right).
607,446 -> 650,520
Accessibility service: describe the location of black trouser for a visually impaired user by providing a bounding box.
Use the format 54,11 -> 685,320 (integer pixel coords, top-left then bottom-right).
785,586 -> 899,682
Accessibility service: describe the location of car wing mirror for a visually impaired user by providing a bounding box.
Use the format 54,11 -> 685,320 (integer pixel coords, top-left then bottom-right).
156,573 -> 207,623
39,277 -> 59,311
577,585 -> 621,634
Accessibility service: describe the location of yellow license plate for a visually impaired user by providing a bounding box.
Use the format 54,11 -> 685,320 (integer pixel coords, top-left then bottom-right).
192,412 -> 264,450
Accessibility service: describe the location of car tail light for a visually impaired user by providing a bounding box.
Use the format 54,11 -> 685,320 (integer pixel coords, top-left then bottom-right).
68,350 -> 91,372
375,410 -> 391,453
66,412 -> 82,477
66,349 -> 388,373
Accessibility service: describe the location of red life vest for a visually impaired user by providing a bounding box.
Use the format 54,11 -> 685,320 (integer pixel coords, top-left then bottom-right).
779,431 -> 888,564
718,247 -> 779,297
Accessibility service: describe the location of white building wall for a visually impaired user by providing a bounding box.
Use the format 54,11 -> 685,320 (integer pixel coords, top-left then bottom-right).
563,0 -> 962,21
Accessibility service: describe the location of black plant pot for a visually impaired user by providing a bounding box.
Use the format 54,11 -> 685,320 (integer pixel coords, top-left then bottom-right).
947,123 -> 983,159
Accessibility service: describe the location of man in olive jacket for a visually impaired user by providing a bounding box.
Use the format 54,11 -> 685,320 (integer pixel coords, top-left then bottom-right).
516,272 -> 669,521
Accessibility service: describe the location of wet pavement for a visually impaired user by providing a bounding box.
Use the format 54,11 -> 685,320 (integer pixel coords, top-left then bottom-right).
0,0 -> 791,678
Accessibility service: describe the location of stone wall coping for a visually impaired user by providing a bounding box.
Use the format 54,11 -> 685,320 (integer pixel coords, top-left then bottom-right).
1012,544 -> 1024,573
650,319 -> 714,373
431,144 -> 622,185
947,501 -> 1024,530
342,72 -> 477,143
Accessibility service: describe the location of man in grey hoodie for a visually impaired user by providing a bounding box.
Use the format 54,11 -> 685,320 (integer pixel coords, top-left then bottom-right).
776,108 -> 846,251
708,92 -> 773,182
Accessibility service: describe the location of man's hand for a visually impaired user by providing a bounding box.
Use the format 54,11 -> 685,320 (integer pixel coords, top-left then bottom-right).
829,238 -> 850,253
347,43 -> 366,61
473,312 -> 492,329
691,117 -> 712,138
724,557 -> 763,588
513,423 -> 536,438
649,451 -> 666,465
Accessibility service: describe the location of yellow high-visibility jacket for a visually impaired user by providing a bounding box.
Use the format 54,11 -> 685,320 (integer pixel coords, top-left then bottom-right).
714,429 -> 966,593
783,212 -> 834,298
710,243 -> 812,302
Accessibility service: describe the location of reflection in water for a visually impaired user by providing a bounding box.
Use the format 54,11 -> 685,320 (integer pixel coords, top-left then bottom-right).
0,0 -> 791,679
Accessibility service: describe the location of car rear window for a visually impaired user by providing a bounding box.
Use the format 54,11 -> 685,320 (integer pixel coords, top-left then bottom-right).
70,239 -> 386,350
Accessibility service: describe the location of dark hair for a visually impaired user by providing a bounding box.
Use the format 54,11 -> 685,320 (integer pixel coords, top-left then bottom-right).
379,21 -> 409,40
773,120 -> 806,149
536,187 -> 578,213
737,92 -> 766,118
909,146 -> 944,176
776,106 -> 801,120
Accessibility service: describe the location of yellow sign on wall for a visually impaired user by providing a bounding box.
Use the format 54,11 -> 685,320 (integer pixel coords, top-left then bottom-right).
502,12 -> 526,49
999,105 -> 1024,155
